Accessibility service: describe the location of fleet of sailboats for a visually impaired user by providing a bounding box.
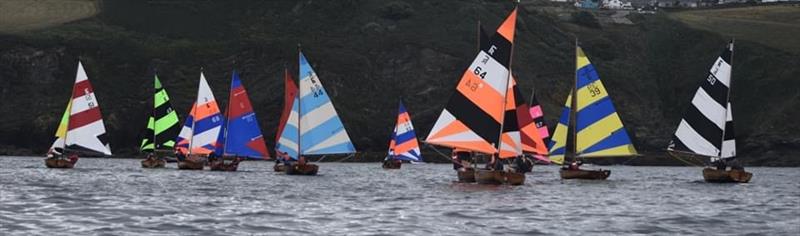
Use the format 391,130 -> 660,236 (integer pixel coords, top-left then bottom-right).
37,7 -> 756,185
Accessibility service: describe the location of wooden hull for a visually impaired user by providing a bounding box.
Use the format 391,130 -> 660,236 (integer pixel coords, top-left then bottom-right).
382,161 -> 401,169
475,169 -> 504,185
503,172 -> 526,185
457,169 -> 475,183
274,163 -> 286,172
286,163 -> 318,175
560,169 -> 610,180
209,160 -> 239,171
703,168 -> 752,183
140,157 -> 166,168
177,155 -> 205,170
45,157 -> 76,169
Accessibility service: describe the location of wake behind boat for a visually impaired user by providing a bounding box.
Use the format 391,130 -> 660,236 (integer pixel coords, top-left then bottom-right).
667,40 -> 752,183
45,61 -> 112,168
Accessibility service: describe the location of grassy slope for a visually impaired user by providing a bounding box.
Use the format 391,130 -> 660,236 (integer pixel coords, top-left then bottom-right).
0,1 -> 797,165
0,0 -> 99,33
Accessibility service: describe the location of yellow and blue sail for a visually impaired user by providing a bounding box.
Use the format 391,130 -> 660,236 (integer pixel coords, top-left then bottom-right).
549,47 -> 637,162
573,47 -> 637,157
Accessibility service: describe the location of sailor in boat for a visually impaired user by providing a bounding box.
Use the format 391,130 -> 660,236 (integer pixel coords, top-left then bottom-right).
511,156 -> 532,173
486,154 -> 503,171
175,150 -> 186,162
47,147 -> 63,158
563,160 -> 583,171
453,150 -> 473,171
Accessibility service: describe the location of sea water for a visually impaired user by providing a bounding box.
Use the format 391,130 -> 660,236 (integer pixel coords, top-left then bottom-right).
0,156 -> 798,235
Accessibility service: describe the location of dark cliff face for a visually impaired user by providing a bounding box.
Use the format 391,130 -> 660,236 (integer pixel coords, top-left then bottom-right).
0,0 -> 797,165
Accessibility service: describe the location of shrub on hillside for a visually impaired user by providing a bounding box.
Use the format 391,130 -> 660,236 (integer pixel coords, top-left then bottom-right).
380,1 -> 414,20
572,11 -> 600,29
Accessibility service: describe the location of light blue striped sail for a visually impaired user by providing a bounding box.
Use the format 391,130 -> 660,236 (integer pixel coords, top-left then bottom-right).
277,52 -> 355,158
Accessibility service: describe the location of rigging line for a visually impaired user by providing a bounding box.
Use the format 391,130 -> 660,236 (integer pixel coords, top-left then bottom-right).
668,152 -> 703,167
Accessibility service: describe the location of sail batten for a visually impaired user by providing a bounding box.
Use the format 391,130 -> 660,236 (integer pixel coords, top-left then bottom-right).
668,42 -> 734,158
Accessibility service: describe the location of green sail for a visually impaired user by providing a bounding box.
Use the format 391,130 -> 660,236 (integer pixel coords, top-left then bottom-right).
140,75 -> 180,152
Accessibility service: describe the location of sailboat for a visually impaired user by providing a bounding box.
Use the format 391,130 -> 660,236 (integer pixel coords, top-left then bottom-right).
383,101 -> 423,169
274,68 -> 298,172
667,40 -> 752,183
274,49 -> 357,175
174,72 -> 224,170
478,20 -> 549,173
210,70 -> 270,171
528,88 -> 552,164
425,7 -> 521,185
45,61 -> 112,168
548,43 -> 638,180
139,74 -> 181,168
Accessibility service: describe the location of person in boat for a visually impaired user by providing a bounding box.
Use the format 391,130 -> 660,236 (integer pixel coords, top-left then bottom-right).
565,160 -> 582,171
729,159 -> 744,171
298,156 -> 307,166
68,153 -> 78,163
47,147 -> 64,158
452,152 -> 462,170
175,150 -> 186,162
714,160 -> 726,170
454,149 -> 473,171
486,154 -> 503,171
513,156 -> 531,173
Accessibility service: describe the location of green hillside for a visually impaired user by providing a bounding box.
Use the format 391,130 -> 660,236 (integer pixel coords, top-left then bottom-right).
0,0 -> 797,166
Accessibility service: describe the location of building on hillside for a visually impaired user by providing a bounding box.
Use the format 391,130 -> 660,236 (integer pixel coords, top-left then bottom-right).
576,0 -> 602,8
656,0 -> 700,7
603,0 -> 635,8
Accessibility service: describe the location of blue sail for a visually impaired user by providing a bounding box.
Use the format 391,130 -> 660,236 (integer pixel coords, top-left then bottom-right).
297,52 -> 356,155
218,72 -> 270,159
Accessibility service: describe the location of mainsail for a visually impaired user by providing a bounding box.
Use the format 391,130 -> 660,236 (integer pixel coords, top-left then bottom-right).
499,77 -> 523,158
50,61 -> 112,155
275,69 -> 298,149
528,89 -> 551,147
668,42 -> 735,160
511,78 -> 549,158
426,7 -> 517,154
216,71 -> 270,159
549,46 -> 637,163
276,51 -> 356,159
175,72 -> 223,155
140,74 -> 180,153
387,101 -> 423,162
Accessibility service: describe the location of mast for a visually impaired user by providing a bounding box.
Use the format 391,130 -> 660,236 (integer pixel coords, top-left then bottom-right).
297,44 -> 303,159
188,69 -> 201,155
718,39 -> 734,160
151,72 -> 157,152
222,70 -> 234,157
495,5 -> 517,161
570,39 -> 579,162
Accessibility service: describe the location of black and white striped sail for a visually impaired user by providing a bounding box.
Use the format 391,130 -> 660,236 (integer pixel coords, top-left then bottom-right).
668,42 -> 735,159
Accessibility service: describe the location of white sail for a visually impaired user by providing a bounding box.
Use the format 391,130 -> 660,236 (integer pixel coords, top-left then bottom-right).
64,61 -> 112,155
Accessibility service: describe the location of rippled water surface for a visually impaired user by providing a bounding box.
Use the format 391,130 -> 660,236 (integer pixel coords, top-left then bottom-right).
1,156 -> 798,235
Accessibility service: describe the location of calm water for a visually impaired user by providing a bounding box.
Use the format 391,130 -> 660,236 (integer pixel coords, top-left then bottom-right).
0,156 -> 798,235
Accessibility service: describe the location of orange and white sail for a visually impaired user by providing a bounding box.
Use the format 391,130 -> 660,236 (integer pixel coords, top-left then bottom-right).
175,72 -> 224,155
426,8 -> 517,154
50,61 -> 112,155
499,76 -> 522,158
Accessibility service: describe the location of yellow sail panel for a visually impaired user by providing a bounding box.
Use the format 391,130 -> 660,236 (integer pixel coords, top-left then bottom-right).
574,47 -> 637,157
547,93 -> 571,165
55,101 -> 71,138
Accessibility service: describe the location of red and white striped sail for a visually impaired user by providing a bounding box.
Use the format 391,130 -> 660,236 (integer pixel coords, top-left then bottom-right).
62,61 -> 112,155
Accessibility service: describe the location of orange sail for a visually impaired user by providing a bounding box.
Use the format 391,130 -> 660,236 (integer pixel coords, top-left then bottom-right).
426,8 -> 517,154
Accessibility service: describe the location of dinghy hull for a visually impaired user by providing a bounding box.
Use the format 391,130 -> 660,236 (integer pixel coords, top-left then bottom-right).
560,169 -> 610,180
457,169 -> 476,183
475,169 -> 504,185
503,172 -> 526,185
141,156 -> 166,168
209,160 -> 239,171
177,155 -> 205,170
702,168 -> 752,183
382,161 -> 401,169
286,163 -> 318,175
45,157 -> 77,169
273,163 -> 286,172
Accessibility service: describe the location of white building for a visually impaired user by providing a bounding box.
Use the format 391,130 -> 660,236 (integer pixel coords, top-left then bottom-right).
603,0 -> 634,9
